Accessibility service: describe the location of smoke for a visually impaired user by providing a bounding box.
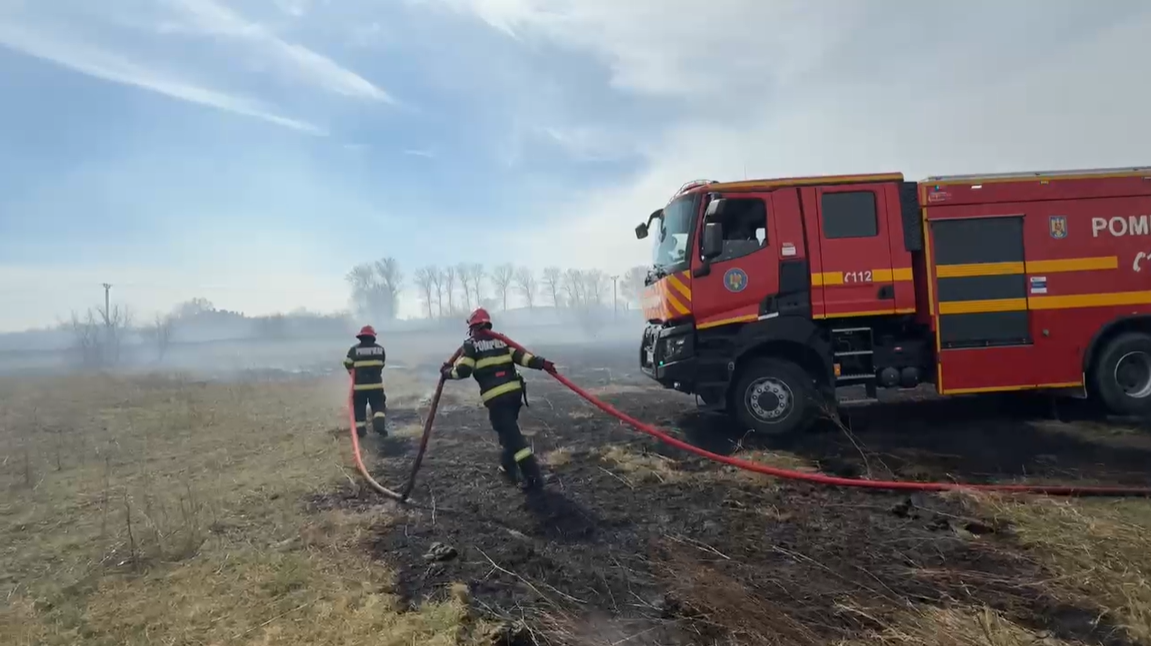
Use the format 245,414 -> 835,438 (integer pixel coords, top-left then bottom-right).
0,255 -> 653,380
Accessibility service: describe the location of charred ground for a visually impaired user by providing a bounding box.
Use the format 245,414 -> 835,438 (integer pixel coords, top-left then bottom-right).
317,342 -> 1151,646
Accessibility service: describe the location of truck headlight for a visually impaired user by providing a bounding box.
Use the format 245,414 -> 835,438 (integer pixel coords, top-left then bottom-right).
661,334 -> 692,363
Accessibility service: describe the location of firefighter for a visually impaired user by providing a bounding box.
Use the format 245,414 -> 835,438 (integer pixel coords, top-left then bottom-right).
441,308 -> 555,491
343,325 -> 387,438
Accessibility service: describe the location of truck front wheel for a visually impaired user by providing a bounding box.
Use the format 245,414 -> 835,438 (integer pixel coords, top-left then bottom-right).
1091,332 -> 1151,416
732,358 -> 819,435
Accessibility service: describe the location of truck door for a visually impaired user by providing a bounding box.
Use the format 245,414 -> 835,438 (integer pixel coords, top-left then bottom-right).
690,193 -> 778,328
809,184 -> 899,318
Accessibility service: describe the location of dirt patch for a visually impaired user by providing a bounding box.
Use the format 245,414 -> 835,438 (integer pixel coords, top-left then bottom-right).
333,343 -> 1151,645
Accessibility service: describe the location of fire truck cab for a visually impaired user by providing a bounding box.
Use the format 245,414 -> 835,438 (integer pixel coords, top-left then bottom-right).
636,167 -> 1151,434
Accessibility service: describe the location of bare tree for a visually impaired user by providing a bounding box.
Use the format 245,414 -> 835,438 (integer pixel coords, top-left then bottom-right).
428,265 -> 444,317
142,314 -> 176,361
562,269 -> 585,308
374,257 -> 403,317
414,267 -> 437,319
442,266 -> 458,316
583,269 -> 608,305
620,265 -> 648,310
542,266 -> 563,308
70,303 -> 133,368
467,264 -> 487,307
455,262 -> 473,310
514,267 -> 538,309
69,310 -> 103,368
491,264 -> 515,310
346,257 -> 403,322
99,301 -> 132,366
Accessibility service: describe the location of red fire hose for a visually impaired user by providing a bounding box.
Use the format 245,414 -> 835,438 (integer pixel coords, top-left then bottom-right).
346,349 -> 461,503
351,331 -> 1151,500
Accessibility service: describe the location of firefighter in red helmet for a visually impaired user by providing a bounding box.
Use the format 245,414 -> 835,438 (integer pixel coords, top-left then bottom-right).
344,325 -> 387,438
441,308 -> 555,491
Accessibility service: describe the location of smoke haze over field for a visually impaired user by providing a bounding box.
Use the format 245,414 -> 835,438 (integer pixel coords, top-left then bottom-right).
2,1 -> 1150,333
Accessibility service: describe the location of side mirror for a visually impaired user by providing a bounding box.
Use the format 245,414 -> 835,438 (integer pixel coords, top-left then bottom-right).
705,197 -> 727,219
702,222 -> 723,259
636,208 -> 663,240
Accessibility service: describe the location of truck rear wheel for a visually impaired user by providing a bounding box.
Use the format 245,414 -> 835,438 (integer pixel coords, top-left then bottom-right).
732,358 -> 818,435
1091,332 -> 1151,416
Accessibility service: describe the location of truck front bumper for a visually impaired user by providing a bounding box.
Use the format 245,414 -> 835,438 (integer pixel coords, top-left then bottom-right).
640,323 -> 697,392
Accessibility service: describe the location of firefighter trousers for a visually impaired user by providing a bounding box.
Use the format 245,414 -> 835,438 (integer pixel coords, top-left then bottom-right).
353,388 -> 387,436
487,399 -> 543,489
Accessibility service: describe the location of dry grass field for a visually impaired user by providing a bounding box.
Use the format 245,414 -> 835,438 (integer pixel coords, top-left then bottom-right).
4,342 -> 1151,645
0,367 -> 499,645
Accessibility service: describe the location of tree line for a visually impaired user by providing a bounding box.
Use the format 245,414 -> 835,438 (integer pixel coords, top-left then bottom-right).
65,297 -> 348,369
346,258 -> 651,321
58,260 -> 654,369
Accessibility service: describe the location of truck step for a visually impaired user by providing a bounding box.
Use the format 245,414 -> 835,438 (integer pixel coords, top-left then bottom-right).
834,350 -> 873,357
836,374 -> 876,382
831,327 -> 871,334
838,397 -> 879,406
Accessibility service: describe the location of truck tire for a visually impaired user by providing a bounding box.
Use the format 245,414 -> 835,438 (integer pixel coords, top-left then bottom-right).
1090,332 -> 1151,416
732,358 -> 819,435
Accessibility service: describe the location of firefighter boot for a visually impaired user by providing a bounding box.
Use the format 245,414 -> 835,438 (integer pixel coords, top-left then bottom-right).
497,465 -> 519,487
517,454 -> 545,492
498,451 -> 520,487
371,411 -> 387,437
355,422 -> 367,439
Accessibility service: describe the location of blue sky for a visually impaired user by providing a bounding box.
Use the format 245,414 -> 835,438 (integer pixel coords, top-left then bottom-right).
1,0 -> 1150,331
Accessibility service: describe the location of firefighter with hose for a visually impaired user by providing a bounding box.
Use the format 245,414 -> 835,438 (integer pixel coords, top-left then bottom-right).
441,308 -> 555,491
344,325 -> 388,438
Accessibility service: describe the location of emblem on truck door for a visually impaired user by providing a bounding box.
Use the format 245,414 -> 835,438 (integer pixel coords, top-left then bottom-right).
723,268 -> 748,293
1049,215 -> 1068,239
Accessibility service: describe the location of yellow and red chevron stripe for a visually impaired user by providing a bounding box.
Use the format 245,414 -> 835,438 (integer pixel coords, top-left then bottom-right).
642,271 -> 693,321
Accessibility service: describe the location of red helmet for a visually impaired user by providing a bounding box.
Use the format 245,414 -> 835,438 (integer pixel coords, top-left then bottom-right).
466,308 -> 492,328
357,325 -> 376,338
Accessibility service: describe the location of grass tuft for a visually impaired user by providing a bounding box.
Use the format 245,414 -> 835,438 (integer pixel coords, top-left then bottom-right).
838,604 -> 1075,646
600,445 -> 682,483
978,495 -> 1151,642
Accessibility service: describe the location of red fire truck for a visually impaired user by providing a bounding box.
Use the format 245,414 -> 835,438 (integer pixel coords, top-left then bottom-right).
636,167 -> 1151,434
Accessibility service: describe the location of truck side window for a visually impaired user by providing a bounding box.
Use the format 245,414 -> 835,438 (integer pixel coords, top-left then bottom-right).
713,198 -> 768,262
822,191 -> 878,239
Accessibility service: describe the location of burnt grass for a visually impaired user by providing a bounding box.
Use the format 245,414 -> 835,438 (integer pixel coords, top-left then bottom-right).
315,341 -> 1151,645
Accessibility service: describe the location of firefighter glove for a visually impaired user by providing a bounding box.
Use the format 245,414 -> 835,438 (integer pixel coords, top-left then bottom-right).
542,359 -> 556,374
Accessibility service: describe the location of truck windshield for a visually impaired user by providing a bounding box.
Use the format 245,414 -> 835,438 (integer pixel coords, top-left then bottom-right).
652,195 -> 698,273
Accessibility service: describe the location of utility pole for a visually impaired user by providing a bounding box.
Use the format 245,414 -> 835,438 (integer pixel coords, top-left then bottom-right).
100,283 -> 113,367
102,283 -> 112,325
611,275 -> 619,319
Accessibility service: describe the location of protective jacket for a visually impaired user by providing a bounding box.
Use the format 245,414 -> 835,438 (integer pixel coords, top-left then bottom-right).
447,335 -> 546,405
344,340 -> 386,390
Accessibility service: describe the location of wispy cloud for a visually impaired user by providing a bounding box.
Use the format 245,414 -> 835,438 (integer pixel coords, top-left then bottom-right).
403,148 -> 435,158
537,126 -> 631,162
0,22 -> 324,134
166,0 -> 395,103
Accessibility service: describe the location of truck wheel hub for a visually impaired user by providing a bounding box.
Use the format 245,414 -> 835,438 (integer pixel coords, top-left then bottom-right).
747,378 -> 792,422
1115,351 -> 1151,399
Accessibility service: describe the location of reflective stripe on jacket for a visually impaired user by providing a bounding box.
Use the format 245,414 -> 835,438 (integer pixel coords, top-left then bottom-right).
344,341 -> 386,390
447,335 -> 545,405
